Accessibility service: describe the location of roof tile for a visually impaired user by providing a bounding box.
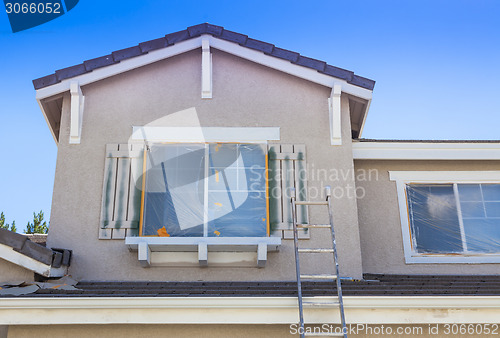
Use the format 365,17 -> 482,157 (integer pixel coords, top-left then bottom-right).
349,75 -> 376,89
205,23 -> 224,36
293,55 -> 326,72
55,64 -> 87,82
165,29 -> 190,45
51,251 -> 63,268
187,23 -> 223,37
321,65 -> 353,81
268,47 -> 299,63
139,37 -> 170,53
219,29 -> 248,45
0,228 -> 27,250
112,46 -> 143,62
83,55 -> 116,71
244,38 -> 274,54
32,74 -> 58,90
14,240 -> 53,266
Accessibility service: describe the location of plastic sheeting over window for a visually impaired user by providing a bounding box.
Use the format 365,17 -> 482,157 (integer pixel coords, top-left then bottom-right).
407,183 -> 500,254
141,143 -> 268,237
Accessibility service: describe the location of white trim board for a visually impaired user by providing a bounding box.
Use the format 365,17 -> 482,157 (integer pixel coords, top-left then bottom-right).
131,126 -> 280,143
1,296 -> 500,325
125,236 -> 281,251
126,237 -> 281,268
0,243 -> 66,277
389,171 -> 500,182
353,142 -> 500,160
390,171 -> 500,264
328,85 -> 342,145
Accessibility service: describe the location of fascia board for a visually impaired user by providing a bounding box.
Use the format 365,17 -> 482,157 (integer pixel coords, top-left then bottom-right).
353,142 -> 500,160
1,296 -> 500,325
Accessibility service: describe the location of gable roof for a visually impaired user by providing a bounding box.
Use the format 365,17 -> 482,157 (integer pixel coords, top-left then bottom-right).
32,23 -> 375,91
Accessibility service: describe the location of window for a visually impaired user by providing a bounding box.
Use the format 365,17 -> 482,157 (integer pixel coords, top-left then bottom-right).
390,171 -> 500,263
140,143 -> 268,238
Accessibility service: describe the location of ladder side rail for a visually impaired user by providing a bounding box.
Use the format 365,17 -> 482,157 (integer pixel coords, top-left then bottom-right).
291,188 -> 306,338
326,187 -> 347,338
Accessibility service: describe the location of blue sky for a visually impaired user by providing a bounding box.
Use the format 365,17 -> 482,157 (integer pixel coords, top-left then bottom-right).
0,0 -> 499,231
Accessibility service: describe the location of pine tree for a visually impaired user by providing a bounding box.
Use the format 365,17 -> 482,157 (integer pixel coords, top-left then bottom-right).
10,220 -> 17,233
0,212 -> 17,232
25,210 -> 48,234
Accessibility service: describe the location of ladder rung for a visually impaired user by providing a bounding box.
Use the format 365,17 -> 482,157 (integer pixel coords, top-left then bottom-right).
298,248 -> 334,253
295,201 -> 328,205
300,274 -> 338,280
297,224 -> 331,228
302,301 -> 339,307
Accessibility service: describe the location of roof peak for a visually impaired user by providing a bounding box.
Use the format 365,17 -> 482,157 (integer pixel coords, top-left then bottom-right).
33,23 -> 375,91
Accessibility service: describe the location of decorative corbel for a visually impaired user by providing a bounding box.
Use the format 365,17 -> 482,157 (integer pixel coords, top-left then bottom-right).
201,37 -> 213,99
69,81 -> 85,144
328,84 -> 342,145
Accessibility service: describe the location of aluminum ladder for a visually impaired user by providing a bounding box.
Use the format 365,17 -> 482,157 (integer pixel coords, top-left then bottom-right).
291,186 -> 347,338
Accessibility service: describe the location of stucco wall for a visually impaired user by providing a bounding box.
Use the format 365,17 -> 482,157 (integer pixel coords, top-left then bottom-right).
0,259 -> 33,283
46,48 -> 363,280
355,159 -> 500,275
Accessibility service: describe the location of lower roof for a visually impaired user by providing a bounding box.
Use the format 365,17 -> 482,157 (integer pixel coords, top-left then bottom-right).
2,274 -> 499,298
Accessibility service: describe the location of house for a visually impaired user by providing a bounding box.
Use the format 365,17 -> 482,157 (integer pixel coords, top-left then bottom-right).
1,23 -> 500,337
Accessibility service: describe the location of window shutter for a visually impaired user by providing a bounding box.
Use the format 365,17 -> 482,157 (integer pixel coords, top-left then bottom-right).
99,143 -> 145,240
268,144 -> 309,239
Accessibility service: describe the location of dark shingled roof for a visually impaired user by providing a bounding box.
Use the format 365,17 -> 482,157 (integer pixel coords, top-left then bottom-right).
33,23 -> 375,91
3,274 -> 500,298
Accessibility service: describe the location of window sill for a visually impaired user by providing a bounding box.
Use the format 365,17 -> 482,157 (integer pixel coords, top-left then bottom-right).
405,254 -> 500,264
125,237 -> 281,268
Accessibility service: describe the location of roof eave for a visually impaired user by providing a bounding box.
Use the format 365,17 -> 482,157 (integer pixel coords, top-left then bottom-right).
33,23 -> 375,92
1,296 -> 499,325
352,141 -> 500,160
35,35 -> 373,101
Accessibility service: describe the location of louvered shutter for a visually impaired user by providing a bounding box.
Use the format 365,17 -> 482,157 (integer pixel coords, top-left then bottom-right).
268,144 -> 309,239
99,144 -> 145,239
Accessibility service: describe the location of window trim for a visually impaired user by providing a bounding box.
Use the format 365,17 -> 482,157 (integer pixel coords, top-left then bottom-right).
390,171 -> 500,264
131,126 -> 280,143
